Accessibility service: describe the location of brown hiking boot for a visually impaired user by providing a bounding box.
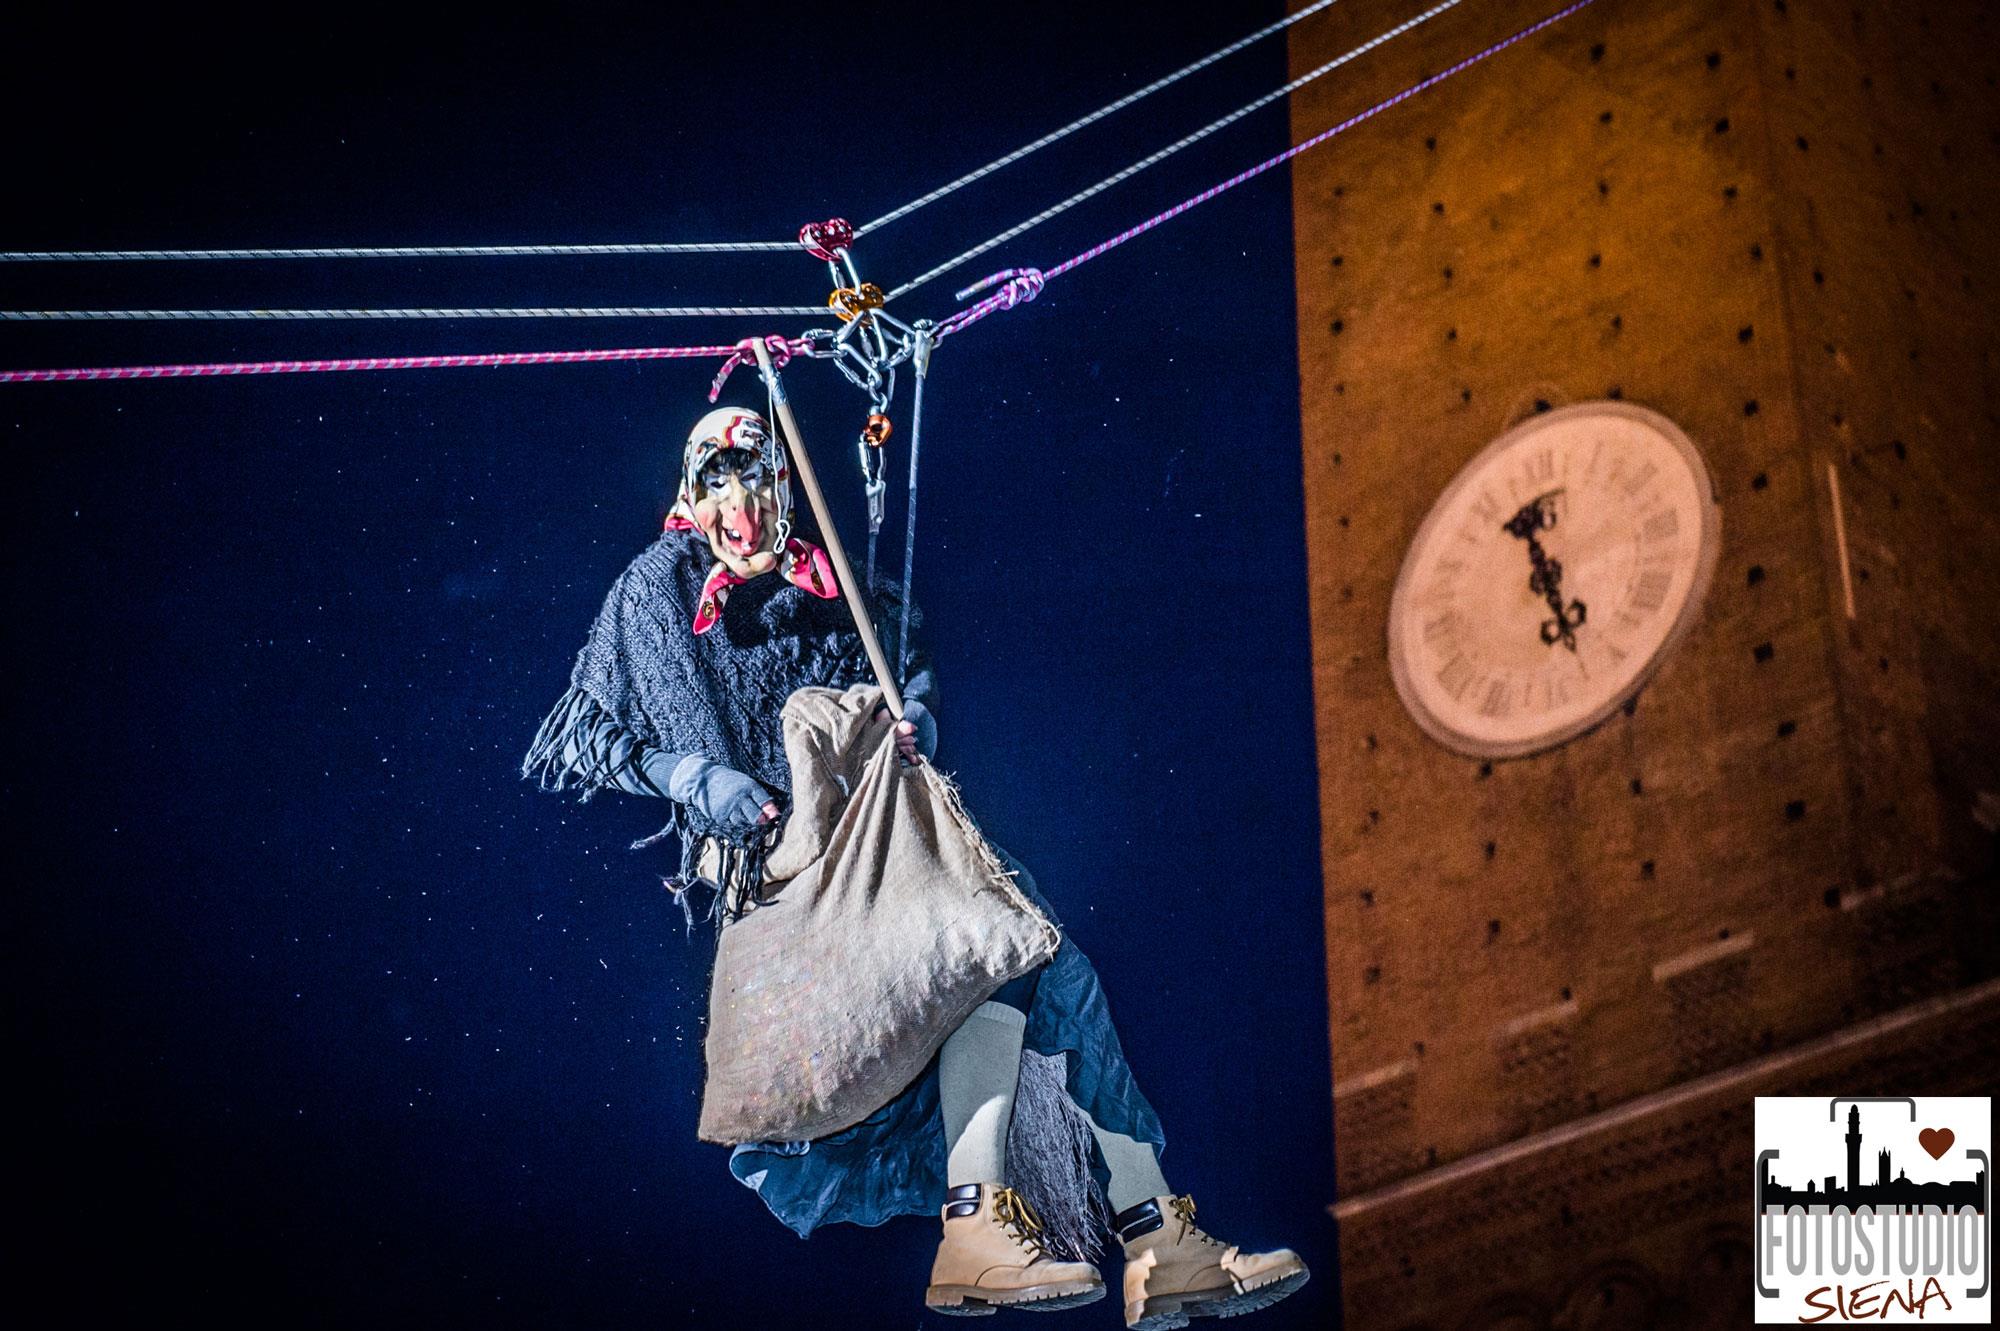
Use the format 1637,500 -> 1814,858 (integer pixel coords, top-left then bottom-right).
925,1182 -> 1107,1316
1114,1193 -> 1309,1330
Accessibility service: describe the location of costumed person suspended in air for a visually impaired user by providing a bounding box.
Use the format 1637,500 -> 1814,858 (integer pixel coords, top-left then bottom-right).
522,403 -> 1308,1329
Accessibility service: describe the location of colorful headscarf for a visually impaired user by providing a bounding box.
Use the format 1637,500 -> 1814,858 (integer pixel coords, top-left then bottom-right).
665,406 -> 839,634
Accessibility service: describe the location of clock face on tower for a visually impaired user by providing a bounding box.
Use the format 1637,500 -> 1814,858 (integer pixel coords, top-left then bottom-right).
1386,401 -> 1722,759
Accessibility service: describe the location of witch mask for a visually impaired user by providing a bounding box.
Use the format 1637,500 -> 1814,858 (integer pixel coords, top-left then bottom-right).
667,407 -> 838,634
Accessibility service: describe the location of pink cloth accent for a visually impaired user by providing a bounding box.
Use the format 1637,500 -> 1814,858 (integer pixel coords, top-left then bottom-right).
679,530 -> 839,635
788,538 -> 836,599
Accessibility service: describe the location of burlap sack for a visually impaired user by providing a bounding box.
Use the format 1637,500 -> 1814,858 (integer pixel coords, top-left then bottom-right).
695,682 -> 1060,1144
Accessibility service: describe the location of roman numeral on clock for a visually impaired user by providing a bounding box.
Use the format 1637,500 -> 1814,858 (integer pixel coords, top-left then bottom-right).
1437,653 -> 1478,701
1621,461 -> 1658,496
1630,567 -> 1673,613
1512,447 -> 1555,496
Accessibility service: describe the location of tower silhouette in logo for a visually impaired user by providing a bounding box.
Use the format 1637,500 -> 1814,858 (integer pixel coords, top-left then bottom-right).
1760,1106 -> 1986,1213
1847,1103 -> 1862,1192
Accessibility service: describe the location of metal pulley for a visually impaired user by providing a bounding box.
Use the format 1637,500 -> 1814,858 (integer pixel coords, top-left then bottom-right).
797,217 -> 855,263
828,283 -> 886,323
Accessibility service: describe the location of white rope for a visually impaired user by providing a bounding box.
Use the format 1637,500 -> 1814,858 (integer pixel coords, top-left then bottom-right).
856,0 -> 1342,238
886,0 -> 1464,303
1,305 -> 829,322
0,240 -> 796,262
6,6 -> 1348,264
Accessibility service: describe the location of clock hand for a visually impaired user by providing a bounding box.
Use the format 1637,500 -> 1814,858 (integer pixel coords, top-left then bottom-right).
1502,489 -> 1588,653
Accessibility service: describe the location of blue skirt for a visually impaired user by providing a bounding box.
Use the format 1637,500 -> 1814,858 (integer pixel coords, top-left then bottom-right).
725,844 -> 1167,1235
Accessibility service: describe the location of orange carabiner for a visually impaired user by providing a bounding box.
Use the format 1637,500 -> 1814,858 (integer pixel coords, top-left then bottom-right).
861,413 -> 893,447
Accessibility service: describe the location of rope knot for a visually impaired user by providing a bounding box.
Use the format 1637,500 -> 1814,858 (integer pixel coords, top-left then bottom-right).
798,218 -> 855,262
1001,269 -> 1045,307
953,267 -> 1045,309
708,335 -> 795,402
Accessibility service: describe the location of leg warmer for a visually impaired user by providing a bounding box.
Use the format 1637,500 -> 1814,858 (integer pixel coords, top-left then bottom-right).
940,1001 -> 1027,1187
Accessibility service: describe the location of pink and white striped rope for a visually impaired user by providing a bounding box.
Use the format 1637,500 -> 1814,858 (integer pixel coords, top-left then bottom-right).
0,338 -> 813,384
707,334 -> 799,401
937,0 -> 1600,345
936,270 -> 1046,341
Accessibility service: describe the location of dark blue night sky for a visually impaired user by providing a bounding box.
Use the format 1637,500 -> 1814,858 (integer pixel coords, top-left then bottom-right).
7,3 -> 1335,1325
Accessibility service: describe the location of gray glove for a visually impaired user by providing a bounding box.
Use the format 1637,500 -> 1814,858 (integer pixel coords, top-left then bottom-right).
666,754 -> 775,830
874,697 -> 939,765
901,698 -> 938,762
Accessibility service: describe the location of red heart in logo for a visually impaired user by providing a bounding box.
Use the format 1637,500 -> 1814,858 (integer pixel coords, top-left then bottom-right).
1918,1127 -> 1955,1160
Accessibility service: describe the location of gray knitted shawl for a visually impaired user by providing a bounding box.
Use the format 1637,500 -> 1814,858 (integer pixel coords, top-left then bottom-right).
524,527 -> 916,908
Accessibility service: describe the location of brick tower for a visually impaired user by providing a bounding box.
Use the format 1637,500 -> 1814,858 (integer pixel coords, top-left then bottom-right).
1288,0 -> 2000,1325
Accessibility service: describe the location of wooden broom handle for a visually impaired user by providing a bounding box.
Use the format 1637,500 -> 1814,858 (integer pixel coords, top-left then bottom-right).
750,339 -> 906,719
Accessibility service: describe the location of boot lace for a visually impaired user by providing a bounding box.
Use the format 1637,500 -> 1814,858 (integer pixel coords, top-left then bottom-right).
992,1186 -> 1050,1259
1170,1194 -> 1223,1247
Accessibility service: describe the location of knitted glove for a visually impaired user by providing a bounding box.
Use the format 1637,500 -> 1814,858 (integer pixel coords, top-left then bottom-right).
901,698 -> 939,762
666,754 -> 775,830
